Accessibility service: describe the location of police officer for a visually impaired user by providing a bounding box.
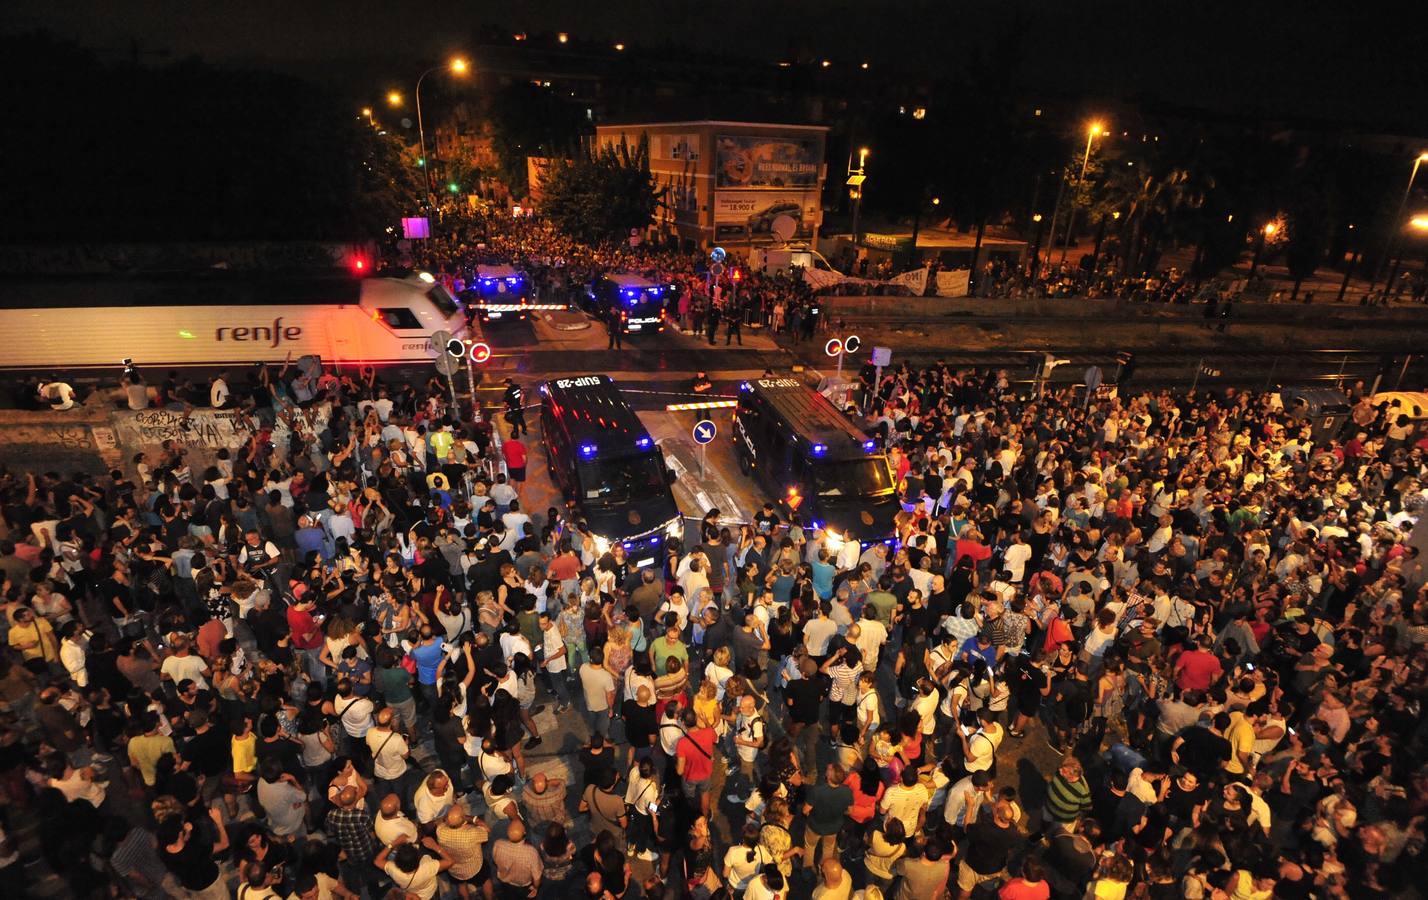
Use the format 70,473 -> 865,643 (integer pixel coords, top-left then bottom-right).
605,304 -> 623,350
503,378 -> 527,437
705,303 -> 720,345
725,299 -> 743,346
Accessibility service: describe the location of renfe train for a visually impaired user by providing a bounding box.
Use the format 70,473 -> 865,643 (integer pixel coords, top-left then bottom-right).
0,271 -> 465,370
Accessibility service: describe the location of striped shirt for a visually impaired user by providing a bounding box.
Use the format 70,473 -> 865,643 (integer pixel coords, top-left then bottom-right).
1044,773 -> 1092,823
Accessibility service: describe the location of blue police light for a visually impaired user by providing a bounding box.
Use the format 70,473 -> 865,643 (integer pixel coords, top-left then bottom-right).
811,443 -> 828,456
506,276 -> 522,284
579,443 -> 598,458
649,286 -> 663,297
622,542 -> 632,550
863,439 -> 877,452
651,536 -> 661,545
739,381 -> 751,392
636,436 -> 653,449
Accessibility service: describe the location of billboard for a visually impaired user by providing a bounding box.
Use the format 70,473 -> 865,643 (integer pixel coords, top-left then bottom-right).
715,134 -> 821,190
713,191 -> 820,241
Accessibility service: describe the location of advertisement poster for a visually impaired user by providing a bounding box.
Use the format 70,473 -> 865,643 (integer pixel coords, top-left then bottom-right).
715,135 -> 821,190
713,191 -> 820,241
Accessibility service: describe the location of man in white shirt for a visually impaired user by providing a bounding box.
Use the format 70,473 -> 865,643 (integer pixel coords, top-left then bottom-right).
1002,532 -> 1033,584
367,709 -> 412,798
851,609 -> 888,669
373,792 -> 419,846
802,601 -> 838,661
159,636 -> 210,690
501,500 -> 532,539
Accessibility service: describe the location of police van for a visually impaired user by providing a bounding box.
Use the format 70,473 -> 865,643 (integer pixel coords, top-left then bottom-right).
732,378 -> 897,547
465,265 -> 530,324
584,273 -> 668,333
539,374 -> 682,567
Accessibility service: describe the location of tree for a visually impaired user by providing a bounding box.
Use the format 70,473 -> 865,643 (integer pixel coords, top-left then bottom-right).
486,82 -> 588,200
542,135 -> 660,244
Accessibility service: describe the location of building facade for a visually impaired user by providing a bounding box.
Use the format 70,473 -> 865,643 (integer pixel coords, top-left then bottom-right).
594,120 -> 828,252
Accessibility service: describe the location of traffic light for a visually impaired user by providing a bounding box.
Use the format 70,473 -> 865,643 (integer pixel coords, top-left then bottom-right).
465,340 -> 492,364
731,267 -> 742,282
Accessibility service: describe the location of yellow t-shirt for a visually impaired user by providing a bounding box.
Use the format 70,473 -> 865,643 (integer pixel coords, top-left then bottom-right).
129,733 -> 176,786
1225,711 -> 1256,775
232,732 -> 258,774
8,618 -> 57,662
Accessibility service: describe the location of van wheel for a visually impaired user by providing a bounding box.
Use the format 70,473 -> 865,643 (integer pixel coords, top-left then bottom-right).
738,454 -> 751,476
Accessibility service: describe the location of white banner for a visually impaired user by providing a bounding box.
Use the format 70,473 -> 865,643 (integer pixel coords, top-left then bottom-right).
935,269 -> 971,297
888,267 -> 930,296
803,268 -> 848,291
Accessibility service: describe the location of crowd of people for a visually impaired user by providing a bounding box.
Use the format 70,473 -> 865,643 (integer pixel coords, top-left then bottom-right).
393,212 -> 828,345
0,209 -> 1426,900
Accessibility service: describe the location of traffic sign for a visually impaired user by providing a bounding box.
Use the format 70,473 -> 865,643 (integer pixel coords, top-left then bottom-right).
710,247 -> 727,263
843,334 -> 861,354
466,341 -> 492,364
825,338 -> 843,357
692,419 -> 718,444
446,338 -> 465,358
709,261 -> 725,277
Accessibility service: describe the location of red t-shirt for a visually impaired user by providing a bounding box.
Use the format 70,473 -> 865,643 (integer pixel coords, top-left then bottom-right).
954,539 -> 992,567
503,440 -> 527,470
548,554 -> 581,582
1174,649 -> 1222,692
286,607 -> 324,651
676,727 -> 717,783
999,878 -> 1052,900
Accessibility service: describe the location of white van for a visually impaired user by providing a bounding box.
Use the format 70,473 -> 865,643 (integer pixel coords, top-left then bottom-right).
0,272 -> 465,370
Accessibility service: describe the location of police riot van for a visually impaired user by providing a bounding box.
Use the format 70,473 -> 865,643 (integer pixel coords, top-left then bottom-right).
539,374 -> 682,568
732,378 -> 897,548
585,273 -> 668,333
466,265 -> 530,324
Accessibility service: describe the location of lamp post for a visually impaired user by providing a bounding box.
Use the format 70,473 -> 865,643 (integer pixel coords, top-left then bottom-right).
847,146 -> 869,245
415,56 -> 470,209
1370,152 -> 1428,292
1059,121 -> 1104,265
907,192 -> 939,271
1028,213 -> 1045,284
1249,222 -> 1277,278
1384,214 -> 1428,296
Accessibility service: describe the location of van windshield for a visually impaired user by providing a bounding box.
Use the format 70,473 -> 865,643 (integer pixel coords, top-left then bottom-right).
578,453 -> 667,505
812,457 -> 894,497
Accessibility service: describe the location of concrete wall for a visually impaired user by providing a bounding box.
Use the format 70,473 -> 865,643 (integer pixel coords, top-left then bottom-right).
0,405 -> 328,477
816,294 -> 1428,326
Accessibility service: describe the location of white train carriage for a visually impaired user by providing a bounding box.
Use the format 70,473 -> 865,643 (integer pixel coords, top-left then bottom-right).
0,271 -> 464,370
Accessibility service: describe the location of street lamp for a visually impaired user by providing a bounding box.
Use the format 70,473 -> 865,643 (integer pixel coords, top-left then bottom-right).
415,56 -> 471,208
1370,151 -> 1428,292
1058,121 -> 1105,264
847,147 -> 870,245
387,91 -> 402,107
1029,213 -> 1046,282
907,190 -> 939,270
361,107 -> 373,125
1249,222 -> 1277,277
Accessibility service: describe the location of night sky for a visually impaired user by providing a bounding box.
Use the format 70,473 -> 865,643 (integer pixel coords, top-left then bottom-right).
9,0 -> 1425,132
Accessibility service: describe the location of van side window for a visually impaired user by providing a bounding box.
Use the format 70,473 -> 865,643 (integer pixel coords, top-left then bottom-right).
376,308 -> 422,330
